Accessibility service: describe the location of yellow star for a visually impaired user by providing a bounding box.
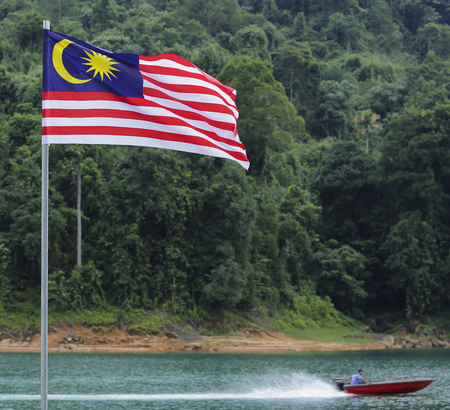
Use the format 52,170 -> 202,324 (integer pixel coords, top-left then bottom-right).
81,50 -> 120,81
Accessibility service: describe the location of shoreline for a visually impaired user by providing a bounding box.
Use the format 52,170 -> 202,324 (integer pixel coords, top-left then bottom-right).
0,323 -> 386,354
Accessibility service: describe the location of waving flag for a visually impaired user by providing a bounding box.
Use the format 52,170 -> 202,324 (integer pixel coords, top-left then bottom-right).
42,29 -> 249,170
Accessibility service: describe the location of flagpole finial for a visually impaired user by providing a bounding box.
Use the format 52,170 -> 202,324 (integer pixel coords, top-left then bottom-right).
43,20 -> 50,30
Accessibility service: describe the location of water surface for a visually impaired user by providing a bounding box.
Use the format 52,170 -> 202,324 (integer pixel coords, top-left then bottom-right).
0,349 -> 448,409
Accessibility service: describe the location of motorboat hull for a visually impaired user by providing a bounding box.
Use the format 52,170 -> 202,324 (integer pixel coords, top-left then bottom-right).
344,379 -> 436,395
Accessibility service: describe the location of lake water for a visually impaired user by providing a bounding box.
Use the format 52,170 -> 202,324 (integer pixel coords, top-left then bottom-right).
0,349 -> 449,409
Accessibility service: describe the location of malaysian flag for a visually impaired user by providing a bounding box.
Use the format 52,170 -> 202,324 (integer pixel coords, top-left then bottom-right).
42,29 -> 249,170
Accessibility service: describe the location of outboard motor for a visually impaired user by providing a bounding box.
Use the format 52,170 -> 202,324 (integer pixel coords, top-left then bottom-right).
333,378 -> 345,391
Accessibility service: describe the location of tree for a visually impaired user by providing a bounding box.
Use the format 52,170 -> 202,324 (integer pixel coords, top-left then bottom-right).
398,0 -> 442,33
217,56 -> 304,176
262,0 -> 279,24
353,109 -> 382,154
231,25 -> 272,68
273,42 -> 319,104
323,13 -> 366,51
278,185 -> 321,292
14,10 -> 47,50
0,66 -> 16,115
0,243 -> 11,311
311,141 -> 380,249
383,211 -> 440,317
7,104 -> 40,150
417,23 -> 441,58
49,261 -> 105,310
178,0 -> 242,35
291,12 -> 308,41
314,241 -> 368,313
0,139 -> 44,289
49,144 -> 110,274
192,163 -> 256,308
91,0 -> 117,33
182,19 -> 210,48
55,19 -> 88,42
381,103 -> 450,224
317,80 -> 355,138
364,79 -> 409,118
190,43 -> 232,77
362,0 -> 402,53
248,200 -> 289,306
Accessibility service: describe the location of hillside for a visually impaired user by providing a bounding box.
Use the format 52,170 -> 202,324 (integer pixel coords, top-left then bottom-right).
2,0 -> 450,333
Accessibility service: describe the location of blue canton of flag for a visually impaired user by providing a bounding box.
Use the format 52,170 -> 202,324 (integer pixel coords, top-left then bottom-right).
43,30 -> 142,97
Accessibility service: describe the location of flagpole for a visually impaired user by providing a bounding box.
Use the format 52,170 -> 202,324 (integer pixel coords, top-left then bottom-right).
41,19 -> 50,410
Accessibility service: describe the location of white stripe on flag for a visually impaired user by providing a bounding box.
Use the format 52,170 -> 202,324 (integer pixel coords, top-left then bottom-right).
41,134 -> 250,169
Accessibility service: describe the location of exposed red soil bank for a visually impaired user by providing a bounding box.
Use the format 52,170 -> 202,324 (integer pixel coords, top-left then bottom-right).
0,323 -> 385,353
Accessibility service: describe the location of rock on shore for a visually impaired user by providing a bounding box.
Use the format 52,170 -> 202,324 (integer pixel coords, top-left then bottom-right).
371,321 -> 450,349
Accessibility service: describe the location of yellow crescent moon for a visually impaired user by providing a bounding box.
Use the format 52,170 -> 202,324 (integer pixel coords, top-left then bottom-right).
52,39 -> 92,84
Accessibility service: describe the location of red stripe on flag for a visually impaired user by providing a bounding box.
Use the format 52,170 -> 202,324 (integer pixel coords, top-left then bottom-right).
42,126 -> 248,162
43,91 -> 145,104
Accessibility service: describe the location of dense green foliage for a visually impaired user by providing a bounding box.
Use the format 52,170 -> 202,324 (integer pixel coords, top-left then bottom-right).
2,0 -> 450,326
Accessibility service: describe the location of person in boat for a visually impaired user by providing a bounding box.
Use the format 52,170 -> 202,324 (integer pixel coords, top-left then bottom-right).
348,369 -> 372,385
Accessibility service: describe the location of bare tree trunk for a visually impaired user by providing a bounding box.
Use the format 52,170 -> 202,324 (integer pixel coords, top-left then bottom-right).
321,123 -> 330,138
77,154 -> 82,266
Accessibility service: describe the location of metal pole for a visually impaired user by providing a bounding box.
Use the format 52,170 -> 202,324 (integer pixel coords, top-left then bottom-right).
77,154 -> 82,266
41,143 -> 49,410
41,19 -> 50,410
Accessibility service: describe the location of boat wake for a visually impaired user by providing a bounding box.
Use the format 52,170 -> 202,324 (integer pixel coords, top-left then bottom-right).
0,373 -> 345,401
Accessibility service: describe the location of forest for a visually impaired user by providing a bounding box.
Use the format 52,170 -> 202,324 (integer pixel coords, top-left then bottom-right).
1,0 -> 450,332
